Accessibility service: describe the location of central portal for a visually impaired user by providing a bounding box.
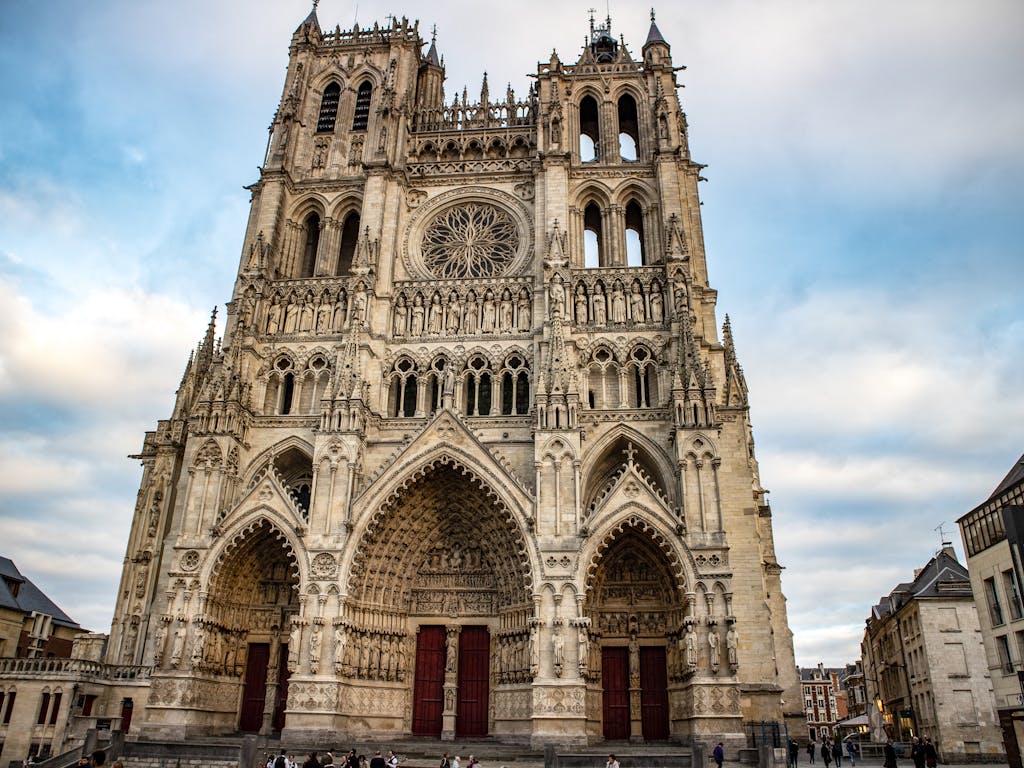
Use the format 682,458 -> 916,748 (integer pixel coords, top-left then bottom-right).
411,625 -> 491,737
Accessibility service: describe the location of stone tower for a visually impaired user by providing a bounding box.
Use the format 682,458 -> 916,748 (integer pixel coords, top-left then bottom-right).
110,7 -> 803,748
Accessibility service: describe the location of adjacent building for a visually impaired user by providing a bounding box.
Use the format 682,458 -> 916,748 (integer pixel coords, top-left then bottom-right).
0,557 -> 82,660
862,547 -> 1004,762
958,452 -> 1024,768
800,664 -> 846,742
0,5 -> 806,763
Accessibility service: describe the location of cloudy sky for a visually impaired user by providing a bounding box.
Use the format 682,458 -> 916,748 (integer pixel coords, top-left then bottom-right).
1,0 -> 1021,667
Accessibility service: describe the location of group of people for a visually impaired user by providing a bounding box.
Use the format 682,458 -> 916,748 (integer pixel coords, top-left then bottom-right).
796,737 -> 855,768
897,736 -> 938,768
266,748 -> 399,768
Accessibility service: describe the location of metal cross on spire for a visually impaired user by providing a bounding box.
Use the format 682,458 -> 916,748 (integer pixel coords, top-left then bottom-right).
431,23 -> 437,43
650,7 -> 656,22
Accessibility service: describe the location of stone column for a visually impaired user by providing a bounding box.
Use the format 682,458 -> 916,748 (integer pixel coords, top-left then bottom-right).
442,625 -> 460,741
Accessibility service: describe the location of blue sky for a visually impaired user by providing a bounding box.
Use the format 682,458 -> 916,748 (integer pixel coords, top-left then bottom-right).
0,0 -> 1022,667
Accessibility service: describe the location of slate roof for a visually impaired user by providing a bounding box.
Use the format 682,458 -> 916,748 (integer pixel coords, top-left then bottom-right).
800,666 -> 844,682
989,452 -> 1024,500
869,548 -> 972,620
0,556 -> 80,629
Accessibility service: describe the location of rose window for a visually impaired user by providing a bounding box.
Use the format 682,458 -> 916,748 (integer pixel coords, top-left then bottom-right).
421,203 -> 519,278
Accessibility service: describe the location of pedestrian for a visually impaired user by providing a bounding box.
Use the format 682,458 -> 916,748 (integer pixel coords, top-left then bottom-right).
90,752 -> 106,768
370,751 -> 386,768
845,740 -> 856,767
807,742 -> 815,765
289,755 -> 298,768
323,753 -> 334,767
910,737 -> 925,768
789,738 -> 799,768
347,751 -> 359,768
883,741 -> 897,768
440,753 -> 451,768
606,754 -> 620,768
386,752 -> 399,768
452,757 -> 461,768
302,753 -> 321,768
274,750 -> 288,768
923,738 -> 936,768
832,740 -> 842,767
820,741 -> 831,768
713,742 -> 724,768
467,756 -> 478,768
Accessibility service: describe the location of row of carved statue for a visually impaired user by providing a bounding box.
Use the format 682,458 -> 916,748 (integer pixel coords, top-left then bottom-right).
260,286 -> 369,335
566,278 -> 666,326
152,617 -> 246,676
393,286 -> 532,337
289,620 -> 412,681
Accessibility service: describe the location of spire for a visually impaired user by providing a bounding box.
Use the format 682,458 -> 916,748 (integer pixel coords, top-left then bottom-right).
722,314 -> 749,408
196,307 -> 218,373
644,8 -> 668,48
296,0 -> 320,33
480,72 -> 490,106
425,24 -> 441,66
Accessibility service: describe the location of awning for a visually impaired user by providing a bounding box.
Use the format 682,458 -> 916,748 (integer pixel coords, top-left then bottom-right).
836,715 -> 870,728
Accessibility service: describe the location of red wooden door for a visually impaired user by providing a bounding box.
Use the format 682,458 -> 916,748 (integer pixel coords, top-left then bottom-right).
640,646 -> 670,740
272,642 -> 291,731
602,647 -> 630,740
119,698 -> 133,734
239,643 -> 269,732
412,626 -> 446,736
456,626 -> 490,737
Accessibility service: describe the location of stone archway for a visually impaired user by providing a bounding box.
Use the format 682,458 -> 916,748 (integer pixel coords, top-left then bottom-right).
345,458 -> 534,739
584,519 -> 686,742
145,518 -> 300,737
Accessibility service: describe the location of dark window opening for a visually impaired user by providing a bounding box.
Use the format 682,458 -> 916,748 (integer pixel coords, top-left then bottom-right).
579,96 -> 600,162
317,82 -> 341,133
501,372 -> 514,415
2,692 -> 15,724
403,376 -> 418,417
477,373 -> 492,416
337,212 -> 360,275
618,94 -> 639,161
352,81 -> 372,131
48,692 -> 61,725
588,390 -> 596,409
36,693 -> 49,725
281,373 -> 295,415
516,371 -> 530,414
300,213 -> 320,278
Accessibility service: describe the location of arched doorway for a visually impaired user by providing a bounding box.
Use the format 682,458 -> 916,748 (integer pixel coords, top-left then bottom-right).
205,518 -> 299,734
585,520 -> 686,741
348,458 -> 533,739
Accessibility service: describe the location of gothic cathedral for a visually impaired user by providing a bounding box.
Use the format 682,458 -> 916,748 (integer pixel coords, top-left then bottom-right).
110,8 -> 803,748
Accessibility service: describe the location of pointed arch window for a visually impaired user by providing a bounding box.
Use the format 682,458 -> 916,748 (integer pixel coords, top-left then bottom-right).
352,80 -> 373,131
388,358 -> 419,417
584,202 -> 604,268
625,200 -> 646,266
500,355 -> 531,415
618,94 -> 639,161
337,211 -> 360,275
464,356 -> 493,416
579,96 -> 600,162
317,82 -> 341,133
300,212 -> 320,278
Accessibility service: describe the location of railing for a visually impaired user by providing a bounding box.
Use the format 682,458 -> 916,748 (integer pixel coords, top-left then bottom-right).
0,657 -> 152,681
413,101 -> 536,133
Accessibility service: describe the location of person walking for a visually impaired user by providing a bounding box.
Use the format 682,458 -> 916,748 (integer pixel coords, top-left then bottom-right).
883,741 -> 897,768
302,753 -> 321,768
832,739 -> 842,767
910,738 -> 925,768
923,738 -> 937,768
789,738 -> 800,768
713,742 -> 724,768
807,741 -> 815,765
845,740 -> 857,768
439,753 -> 451,768
820,741 -> 831,768
606,755 -> 620,768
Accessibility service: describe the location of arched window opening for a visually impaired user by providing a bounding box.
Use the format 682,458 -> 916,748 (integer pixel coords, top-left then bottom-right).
426,357 -> 448,413
516,371 -> 530,414
388,358 -> 418,417
300,212 -> 320,278
588,348 -> 620,409
464,356 -> 492,416
579,96 -> 600,162
352,81 -> 372,131
501,372 -> 514,415
618,94 -> 639,161
625,200 -> 645,266
584,202 -> 603,268
317,82 -> 341,133
628,346 -> 656,408
281,372 -> 295,415
499,356 -> 531,415
337,211 -> 360,275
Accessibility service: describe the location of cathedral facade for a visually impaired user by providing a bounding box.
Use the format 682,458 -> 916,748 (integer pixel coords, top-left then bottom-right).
108,8 -> 802,748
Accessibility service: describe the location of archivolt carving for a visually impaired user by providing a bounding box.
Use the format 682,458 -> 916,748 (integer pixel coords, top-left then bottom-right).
583,515 -> 687,594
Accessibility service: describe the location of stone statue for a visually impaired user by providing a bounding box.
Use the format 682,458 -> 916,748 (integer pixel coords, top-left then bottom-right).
333,296 -> 347,330
283,299 -> 298,332
308,623 -> 322,673
630,283 -> 645,321
529,624 -> 540,676
517,288 -> 532,331
549,275 -> 565,318
316,301 -> 331,333
481,289 -> 497,332
190,625 -> 206,668
552,629 -> 564,675
574,285 -> 588,323
153,620 -> 168,666
446,292 -> 461,333
428,293 -> 444,334
499,289 -> 514,331
593,284 -> 607,324
287,621 -> 301,671
445,686 -> 455,711
170,624 -> 186,668
392,296 -> 408,336
446,633 -> 458,672
464,292 -> 480,334
350,288 -> 367,327
577,625 -> 589,674
684,625 -> 697,668
299,299 -> 313,331
726,626 -> 738,667
410,294 -> 425,336
266,298 -> 281,334
611,282 -> 627,323
708,627 -> 721,669
122,621 -> 138,664
650,286 -> 664,323
628,634 -> 640,680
